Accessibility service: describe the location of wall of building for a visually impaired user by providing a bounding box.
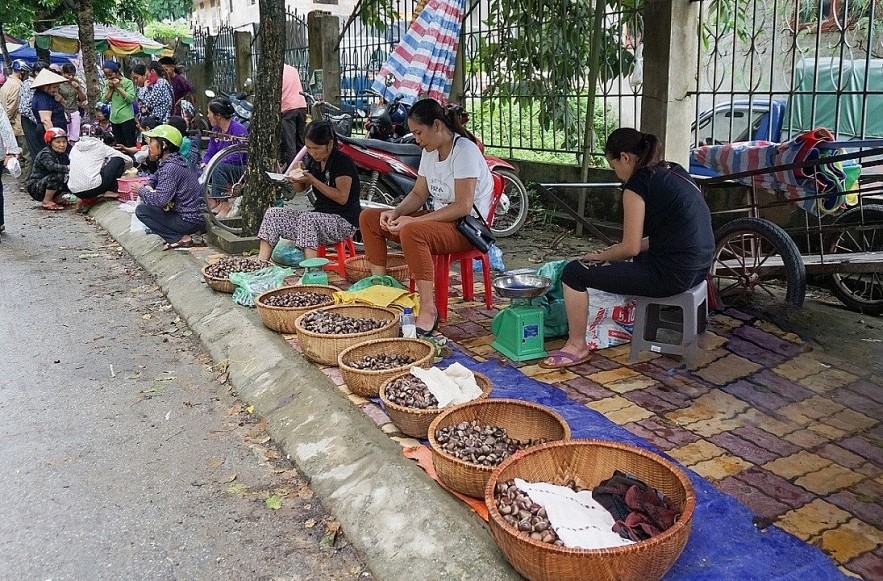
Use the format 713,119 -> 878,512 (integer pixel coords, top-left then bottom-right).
191,0 -> 360,33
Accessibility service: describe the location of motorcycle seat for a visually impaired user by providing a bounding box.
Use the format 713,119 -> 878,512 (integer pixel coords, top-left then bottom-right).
337,134 -> 422,171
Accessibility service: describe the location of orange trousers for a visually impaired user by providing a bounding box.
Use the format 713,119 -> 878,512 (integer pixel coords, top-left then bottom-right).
359,208 -> 474,281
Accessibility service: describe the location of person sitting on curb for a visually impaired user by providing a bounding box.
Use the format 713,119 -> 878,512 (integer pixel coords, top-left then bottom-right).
134,125 -> 205,250
68,127 -> 133,214
26,128 -> 71,211
256,120 -> 361,263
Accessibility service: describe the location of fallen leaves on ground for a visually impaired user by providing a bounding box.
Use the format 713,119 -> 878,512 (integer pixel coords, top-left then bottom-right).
265,495 -> 283,510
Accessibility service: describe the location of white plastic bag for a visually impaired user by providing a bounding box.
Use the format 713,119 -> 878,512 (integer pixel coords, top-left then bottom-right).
5,156 -> 21,178
585,289 -> 636,350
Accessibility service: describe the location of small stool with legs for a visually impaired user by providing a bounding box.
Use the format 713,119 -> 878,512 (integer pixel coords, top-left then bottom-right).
629,280 -> 708,367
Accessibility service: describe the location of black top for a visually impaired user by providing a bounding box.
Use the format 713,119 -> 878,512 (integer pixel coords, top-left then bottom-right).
32,90 -> 67,130
623,162 -> 715,274
308,148 -> 361,227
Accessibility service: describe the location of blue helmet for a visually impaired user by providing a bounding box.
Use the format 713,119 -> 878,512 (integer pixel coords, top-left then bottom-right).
11,59 -> 31,73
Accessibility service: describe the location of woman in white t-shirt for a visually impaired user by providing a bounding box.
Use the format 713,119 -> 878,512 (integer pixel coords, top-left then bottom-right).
360,98 -> 493,335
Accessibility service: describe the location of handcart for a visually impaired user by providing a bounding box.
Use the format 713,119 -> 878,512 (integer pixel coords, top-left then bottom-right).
537,137 -> 883,315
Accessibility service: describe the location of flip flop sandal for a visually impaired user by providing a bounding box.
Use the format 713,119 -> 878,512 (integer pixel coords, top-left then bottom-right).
41,203 -> 64,211
538,349 -> 593,370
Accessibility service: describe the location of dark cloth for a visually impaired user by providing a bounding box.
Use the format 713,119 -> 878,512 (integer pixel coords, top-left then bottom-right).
280,107 -> 307,166
31,90 -> 67,130
623,162 -> 714,275
72,157 -> 126,199
307,148 -> 361,227
26,146 -> 69,200
592,470 -> 681,542
561,253 -> 708,298
112,118 -> 138,148
137,153 -> 204,225
21,116 -> 44,167
168,74 -> 194,114
135,203 -> 204,244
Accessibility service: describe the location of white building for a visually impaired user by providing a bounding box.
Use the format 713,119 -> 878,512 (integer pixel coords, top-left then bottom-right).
191,0 -> 360,34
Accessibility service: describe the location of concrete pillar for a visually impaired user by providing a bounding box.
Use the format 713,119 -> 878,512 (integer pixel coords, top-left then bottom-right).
234,30 -> 253,92
307,11 -> 341,107
639,0 -> 699,166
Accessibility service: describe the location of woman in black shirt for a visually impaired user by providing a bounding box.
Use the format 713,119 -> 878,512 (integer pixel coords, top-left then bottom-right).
257,121 -> 361,262
540,128 -> 714,369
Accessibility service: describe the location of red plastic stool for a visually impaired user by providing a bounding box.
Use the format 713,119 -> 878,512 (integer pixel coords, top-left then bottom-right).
409,252 -> 493,323
317,238 -> 357,277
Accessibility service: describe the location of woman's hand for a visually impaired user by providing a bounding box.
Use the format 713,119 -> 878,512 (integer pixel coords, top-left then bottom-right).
379,210 -> 398,232
286,170 -> 312,186
386,215 -> 415,235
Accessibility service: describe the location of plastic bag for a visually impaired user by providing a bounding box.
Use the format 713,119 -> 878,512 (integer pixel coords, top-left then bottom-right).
230,265 -> 294,307
585,289 -> 636,350
5,156 -> 21,178
270,239 -> 305,266
473,244 -> 505,272
535,260 -> 570,338
348,274 -> 405,292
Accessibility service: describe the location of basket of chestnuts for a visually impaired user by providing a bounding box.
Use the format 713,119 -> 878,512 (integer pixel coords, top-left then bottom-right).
428,399 -> 570,498
344,253 -> 410,285
378,369 -> 493,438
337,338 -> 435,397
484,440 -> 695,581
201,256 -> 270,294
293,305 -> 400,365
255,285 -> 338,333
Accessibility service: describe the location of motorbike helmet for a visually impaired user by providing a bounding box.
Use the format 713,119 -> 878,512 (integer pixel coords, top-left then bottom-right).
11,59 -> 31,73
44,127 -> 68,143
96,102 -> 111,117
142,124 -> 183,148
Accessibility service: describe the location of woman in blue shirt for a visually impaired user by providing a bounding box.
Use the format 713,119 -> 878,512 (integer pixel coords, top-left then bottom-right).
30,69 -> 68,132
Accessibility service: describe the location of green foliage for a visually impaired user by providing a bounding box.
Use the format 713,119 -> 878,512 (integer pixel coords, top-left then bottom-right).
357,0 -> 397,34
146,0 -> 191,21
144,19 -> 190,42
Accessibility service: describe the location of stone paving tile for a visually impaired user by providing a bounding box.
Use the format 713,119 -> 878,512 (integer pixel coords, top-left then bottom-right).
667,440 -> 727,465
797,368 -> 861,394
691,454 -> 753,481
817,518 -> 883,563
694,353 -> 763,386
828,386 -> 883,420
844,545 -> 883,580
764,450 -> 833,480
560,377 -> 610,402
777,499 -> 852,541
604,404 -> 656,426
732,324 -> 804,358
816,443 -> 868,470
733,466 -> 816,509
710,431 -> 781,465
358,402 -> 392,427
623,387 -> 684,414
722,307 -> 754,322
717,475 -> 791,520
603,373 -> 658,394
586,395 -> 633,414
814,351 -> 873,379
724,336 -> 792,367
772,352 -> 828,381
839,435 -> 883,467
520,364 -> 579,385
722,378 -> 796,414
848,379 -> 883,405
752,319 -> 805,344
635,417 -> 701,450
828,488 -> 883,530
730,424 -> 802,456
684,347 -> 729,369
683,414 -> 751,438
698,331 -> 729,350
748,369 -> 818,401
825,408 -> 878,434
587,367 -> 644,386
710,313 -> 745,332
623,422 -> 673,451
783,427 -> 835,448
390,435 -> 422,448
458,334 -> 496,348
795,464 -> 866,495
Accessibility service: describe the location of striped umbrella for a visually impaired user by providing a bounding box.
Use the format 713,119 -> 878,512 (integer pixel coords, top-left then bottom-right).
370,0 -> 465,104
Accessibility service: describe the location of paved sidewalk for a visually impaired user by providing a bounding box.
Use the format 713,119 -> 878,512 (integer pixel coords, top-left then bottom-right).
89,202 -> 881,579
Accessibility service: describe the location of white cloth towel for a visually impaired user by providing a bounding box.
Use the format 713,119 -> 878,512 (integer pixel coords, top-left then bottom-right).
515,478 -> 635,550
410,363 -> 482,408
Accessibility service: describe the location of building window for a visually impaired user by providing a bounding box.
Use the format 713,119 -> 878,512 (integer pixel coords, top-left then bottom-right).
316,0 -> 339,4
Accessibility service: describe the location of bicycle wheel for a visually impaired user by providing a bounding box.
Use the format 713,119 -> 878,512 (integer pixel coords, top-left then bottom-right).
201,144 -> 249,233
828,204 -> 883,315
711,217 -> 806,306
491,169 -> 528,238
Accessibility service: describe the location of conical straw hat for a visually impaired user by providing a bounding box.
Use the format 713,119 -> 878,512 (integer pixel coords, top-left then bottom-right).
31,69 -> 69,89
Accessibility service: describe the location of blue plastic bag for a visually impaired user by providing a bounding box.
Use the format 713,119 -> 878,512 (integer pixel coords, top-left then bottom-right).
474,244 -> 505,272
270,239 -> 305,266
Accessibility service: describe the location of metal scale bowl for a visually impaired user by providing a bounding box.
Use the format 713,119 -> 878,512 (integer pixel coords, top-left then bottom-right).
490,274 -> 553,362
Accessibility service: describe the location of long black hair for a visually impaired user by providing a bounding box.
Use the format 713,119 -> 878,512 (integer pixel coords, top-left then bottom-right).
208,98 -> 235,119
407,98 -> 477,144
304,120 -> 337,149
604,128 -> 663,170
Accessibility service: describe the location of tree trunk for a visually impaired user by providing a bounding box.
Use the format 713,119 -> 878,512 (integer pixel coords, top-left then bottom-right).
75,0 -> 101,121
240,0 -> 285,236
0,23 -> 12,69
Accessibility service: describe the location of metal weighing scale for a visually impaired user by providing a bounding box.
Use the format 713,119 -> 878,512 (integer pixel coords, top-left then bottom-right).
299,257 -> 330,285
491,274 -> 553,362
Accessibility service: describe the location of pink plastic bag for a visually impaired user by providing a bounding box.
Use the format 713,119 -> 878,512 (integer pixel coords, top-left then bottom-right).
585,289 -> 636,350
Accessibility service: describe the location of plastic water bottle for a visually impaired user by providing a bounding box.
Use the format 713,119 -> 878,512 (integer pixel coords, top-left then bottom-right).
400,307 -> 417,338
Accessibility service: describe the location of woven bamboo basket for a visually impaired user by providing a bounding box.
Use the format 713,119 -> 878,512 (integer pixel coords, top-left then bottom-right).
344,254 -> 410,284
338,338 -> 435,397
201,264 -> 236,294
255,285 -> 339,333
379,370 -> 493,438
293,305 -> 400,365
485,439 -> 696,581
427,399 -> 571,498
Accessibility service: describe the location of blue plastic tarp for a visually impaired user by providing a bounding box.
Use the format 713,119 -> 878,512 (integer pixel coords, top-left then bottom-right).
8,45 -> 76,66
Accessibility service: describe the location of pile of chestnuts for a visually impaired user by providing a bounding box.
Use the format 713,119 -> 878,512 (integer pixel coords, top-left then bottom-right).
434,421 -> 545,467
346,353 -> 415,371
384,375 -> 438,409
205,257 -> 269,279
494,479 -> 570,545
262,291 -> 333,308
299,310 -> 387,335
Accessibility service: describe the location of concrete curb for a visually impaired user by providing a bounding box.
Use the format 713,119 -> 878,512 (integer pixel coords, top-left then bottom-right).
91,205 -> 521,581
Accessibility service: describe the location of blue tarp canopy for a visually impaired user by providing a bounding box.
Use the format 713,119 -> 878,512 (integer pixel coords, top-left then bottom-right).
8,44 -> 77,65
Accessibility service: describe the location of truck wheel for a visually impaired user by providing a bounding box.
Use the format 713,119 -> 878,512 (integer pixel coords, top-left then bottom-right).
828,204 -> 883,315
491,169 -> 529,238
711,217 -> 806,306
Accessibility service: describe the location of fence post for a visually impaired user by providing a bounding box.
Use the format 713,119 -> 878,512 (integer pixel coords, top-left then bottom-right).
307,10 -> 341,107
234,30 -> 253,92
639,0 -> 699,166
450,27 -> 466,103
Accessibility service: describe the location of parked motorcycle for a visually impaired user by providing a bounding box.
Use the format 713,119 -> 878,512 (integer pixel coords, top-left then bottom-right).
205,86 -> 254,128
363,90 -> 411,141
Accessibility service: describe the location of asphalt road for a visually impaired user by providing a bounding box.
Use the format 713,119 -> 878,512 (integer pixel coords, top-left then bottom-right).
0,178 -> 371,581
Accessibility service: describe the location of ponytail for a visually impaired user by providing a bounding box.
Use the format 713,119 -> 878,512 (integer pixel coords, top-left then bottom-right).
604,128 -> 663,170
409,98 -> 477,144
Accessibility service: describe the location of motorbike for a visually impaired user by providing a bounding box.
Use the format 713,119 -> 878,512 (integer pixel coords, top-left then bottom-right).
363,90 -> 411,141
205,85 -> 254,128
